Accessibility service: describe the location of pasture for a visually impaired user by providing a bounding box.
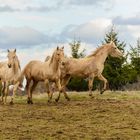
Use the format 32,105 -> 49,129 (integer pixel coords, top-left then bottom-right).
0,91 -> 140,140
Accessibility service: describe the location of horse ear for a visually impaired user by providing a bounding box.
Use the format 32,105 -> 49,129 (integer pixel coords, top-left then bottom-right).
57,46 -> 59,50
7,49 -> 10,52
14,49 -> 16,53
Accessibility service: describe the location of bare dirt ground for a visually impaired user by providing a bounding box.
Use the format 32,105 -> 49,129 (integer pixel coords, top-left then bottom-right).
0,91 -> 140,140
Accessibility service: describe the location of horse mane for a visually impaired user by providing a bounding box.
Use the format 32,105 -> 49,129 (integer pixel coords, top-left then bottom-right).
45,56 -> 51,62
13,56 -> 21,74
87,44 -> 106,58
49,50 -> 56,66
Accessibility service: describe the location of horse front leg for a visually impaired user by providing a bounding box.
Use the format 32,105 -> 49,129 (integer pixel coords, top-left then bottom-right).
97,74 -> 108,94
4,82 -> 9,104
55,79 -> 62,102
88,75 -> 94,97
60,75 -> 71,101
1,82 -> 5,103
45,79 -> 52,103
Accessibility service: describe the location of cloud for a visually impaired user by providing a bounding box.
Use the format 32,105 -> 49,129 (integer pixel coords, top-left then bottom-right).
25,6 -> 58,12
113,16 -> 140,25
60,18 -> 112,44
0,5 -> 20,12
0,26 -> 55,48
0,0 -> 114,13
58,0 -> 113,6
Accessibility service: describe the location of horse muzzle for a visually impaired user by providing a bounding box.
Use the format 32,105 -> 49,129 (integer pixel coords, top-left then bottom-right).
8,64 -> 12,68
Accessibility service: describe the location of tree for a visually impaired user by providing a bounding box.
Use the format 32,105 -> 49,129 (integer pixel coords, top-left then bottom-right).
69,39 -> 85,58
102,27 -> 127,90
67,39 -> 88,91
129,38 -> 140,77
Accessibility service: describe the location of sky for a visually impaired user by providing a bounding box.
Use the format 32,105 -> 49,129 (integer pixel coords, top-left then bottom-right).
0,0 -> 140,67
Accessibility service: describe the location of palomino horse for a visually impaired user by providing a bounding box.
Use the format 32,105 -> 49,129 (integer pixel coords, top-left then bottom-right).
0,49 -> 21,104
55,41 -> 123,102
18,46 -> 64,104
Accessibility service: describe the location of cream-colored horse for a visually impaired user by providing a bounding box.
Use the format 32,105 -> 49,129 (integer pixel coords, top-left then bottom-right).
0,49 -> 21,104
55,41 -> 123,102
18,46 -> 64,104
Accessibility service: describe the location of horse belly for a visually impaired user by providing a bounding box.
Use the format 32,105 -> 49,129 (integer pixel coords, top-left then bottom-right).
30,70 -> 45,81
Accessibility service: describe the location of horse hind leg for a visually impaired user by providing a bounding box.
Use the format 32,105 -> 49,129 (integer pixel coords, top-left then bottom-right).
30,80 -> 38,104
26,79 -> 32,104
10,82 -> 19,105
97,74 -> 108,94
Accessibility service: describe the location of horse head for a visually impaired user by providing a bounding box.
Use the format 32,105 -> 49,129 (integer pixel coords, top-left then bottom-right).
108,41 -> 123,58
50,46 -> 65,64
7,49 -> 17,68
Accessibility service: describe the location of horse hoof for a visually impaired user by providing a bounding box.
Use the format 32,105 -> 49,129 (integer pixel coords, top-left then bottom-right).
30,101 -> 33,104
89,94 -> 92,97
9,101 -> 14,105
47,100 -> 52,103
27,100 -> 30,104
1,102 -> 4,105
66,97 -> 70,101
100,90 -> 105,94
55,98 -> 59,102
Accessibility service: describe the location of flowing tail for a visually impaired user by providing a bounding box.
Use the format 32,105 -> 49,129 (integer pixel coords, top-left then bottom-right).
16,69 -> 26,88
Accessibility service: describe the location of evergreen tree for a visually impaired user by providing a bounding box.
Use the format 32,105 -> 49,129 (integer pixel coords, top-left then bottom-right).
69,39 -> 85,58
67,39 -> 88,91
102,27 -> 127,90
129,38 -> 140,77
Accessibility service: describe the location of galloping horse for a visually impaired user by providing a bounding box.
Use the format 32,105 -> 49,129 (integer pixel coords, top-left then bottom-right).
55,41 -> 123,102
0,49 -> 21,104
18,46 -> 64,104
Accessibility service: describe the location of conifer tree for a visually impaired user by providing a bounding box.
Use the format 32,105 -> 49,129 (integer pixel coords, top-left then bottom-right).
67,39 -> 88,91
129,38 -> 140,76
102,27 -> 126,90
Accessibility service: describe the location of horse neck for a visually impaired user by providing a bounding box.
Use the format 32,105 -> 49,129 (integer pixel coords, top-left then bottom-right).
12,58 -> 21,75
49,57 -> 60,72
92,47 -> 109,64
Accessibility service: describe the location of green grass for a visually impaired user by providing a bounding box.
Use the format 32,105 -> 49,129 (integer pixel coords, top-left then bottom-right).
0,91 -> 140,139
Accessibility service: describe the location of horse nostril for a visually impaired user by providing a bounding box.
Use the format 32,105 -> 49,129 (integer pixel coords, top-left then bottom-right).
62,62 -> 65,65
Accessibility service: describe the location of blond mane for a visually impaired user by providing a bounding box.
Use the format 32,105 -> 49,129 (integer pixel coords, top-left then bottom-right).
49,51 -> 55,66
87,44 -> 106,58
13,56 -> 21,74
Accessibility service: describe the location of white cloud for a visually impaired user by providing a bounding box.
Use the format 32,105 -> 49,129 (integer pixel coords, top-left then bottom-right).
0,26 -> 55,48
60,18 -> 112,44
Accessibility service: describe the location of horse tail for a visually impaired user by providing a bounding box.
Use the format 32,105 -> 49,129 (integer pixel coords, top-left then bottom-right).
16,68 -> 26,87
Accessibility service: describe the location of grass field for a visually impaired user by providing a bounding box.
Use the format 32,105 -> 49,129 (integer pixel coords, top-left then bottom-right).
0,91 -> 140,140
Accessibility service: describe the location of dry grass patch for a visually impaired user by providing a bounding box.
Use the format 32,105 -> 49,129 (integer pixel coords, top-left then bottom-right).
0,91 -> 140,139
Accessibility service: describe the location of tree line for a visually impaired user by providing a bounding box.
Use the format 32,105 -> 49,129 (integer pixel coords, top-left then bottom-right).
68,27 -> 140,91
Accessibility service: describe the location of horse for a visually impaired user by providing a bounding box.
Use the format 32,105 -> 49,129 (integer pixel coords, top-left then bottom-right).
18,46 -> 64,104
55,41 -> 123,102
0,49 -> 21,104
